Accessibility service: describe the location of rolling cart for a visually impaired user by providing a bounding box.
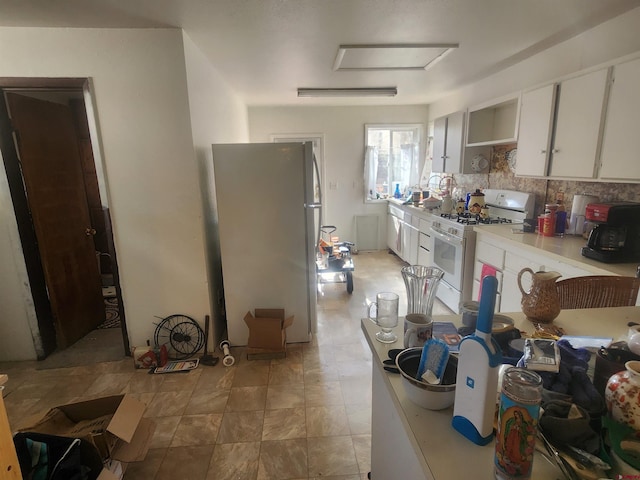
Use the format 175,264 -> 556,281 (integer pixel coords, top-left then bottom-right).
316,225 -> 355,294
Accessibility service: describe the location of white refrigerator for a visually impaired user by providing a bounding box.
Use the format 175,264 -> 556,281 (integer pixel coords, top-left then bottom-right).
211,142 -> 320,345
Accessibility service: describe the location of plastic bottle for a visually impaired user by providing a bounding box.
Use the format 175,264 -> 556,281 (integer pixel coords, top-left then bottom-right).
394,183 -> 401,199
555,192 -> 567,236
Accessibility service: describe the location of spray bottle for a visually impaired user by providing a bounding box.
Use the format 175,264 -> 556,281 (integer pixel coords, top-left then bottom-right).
452,275 -> 502,445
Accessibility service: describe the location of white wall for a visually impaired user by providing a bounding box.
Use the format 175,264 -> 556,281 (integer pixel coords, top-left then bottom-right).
429,7 -> 640,119
249,106 -> 429,250
0,27 -> 247,359
182,32 -> 249,345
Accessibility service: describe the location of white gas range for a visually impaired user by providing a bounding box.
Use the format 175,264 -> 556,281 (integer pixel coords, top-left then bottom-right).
429,189 -> 535,313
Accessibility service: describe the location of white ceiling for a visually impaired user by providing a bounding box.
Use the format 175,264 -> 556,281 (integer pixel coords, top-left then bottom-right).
1,0 -> 639,106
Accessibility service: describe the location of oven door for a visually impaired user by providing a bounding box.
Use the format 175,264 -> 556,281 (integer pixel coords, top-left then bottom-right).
430,225 -> 465,290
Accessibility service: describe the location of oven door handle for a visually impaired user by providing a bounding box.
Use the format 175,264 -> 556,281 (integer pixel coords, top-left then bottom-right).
430,226 -> 464,246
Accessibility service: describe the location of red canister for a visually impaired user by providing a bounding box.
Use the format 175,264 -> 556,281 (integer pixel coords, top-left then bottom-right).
542,204 -> 557,237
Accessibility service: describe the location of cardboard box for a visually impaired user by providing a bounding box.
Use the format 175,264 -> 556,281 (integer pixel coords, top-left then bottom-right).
19,395 -> 155,464
244,308 -> 294,357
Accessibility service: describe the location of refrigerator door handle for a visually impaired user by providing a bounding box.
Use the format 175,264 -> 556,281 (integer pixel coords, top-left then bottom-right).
305,203 -> 322,208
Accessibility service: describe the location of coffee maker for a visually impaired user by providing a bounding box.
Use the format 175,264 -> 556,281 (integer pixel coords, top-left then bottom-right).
581,202 -> 640,263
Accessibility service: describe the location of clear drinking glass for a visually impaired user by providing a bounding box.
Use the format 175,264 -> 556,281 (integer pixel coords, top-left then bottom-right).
368,292 -> 399,343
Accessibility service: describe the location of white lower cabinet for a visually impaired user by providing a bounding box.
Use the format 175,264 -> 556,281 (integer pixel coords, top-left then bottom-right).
387,206 -> 403,257
401,213 -> 419,265
474,232 -> 596,313
371,361 -> 430,479
387,203 -> 433,265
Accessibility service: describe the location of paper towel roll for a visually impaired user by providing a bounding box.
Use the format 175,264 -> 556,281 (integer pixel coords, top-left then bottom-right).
568,194 -> 599,235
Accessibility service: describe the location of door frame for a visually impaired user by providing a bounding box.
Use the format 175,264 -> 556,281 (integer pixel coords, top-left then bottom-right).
0,77 -> 129,358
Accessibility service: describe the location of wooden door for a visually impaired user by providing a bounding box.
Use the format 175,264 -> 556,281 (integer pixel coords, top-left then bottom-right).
6,92 -> 104,348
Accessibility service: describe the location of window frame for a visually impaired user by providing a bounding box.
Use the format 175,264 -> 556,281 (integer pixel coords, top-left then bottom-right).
364,123 -> 424,204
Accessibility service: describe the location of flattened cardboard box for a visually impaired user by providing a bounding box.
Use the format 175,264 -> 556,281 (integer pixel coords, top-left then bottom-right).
19,394 -> 155,464
244,308 -> 294,351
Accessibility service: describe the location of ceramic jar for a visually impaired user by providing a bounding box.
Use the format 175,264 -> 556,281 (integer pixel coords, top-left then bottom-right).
469,189 -> 485,215
605,361 -> 640,429
605,360 -> 640,471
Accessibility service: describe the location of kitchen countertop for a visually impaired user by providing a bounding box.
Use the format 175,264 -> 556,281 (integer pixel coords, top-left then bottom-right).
474,224 -> 639,277
387,199 -> 639,276
362,306 -> 640,479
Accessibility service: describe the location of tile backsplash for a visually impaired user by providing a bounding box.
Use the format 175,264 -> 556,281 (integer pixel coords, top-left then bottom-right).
451,143 -> 640,218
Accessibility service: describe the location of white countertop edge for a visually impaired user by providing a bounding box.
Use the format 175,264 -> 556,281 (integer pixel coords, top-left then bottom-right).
473,224 -> 638,277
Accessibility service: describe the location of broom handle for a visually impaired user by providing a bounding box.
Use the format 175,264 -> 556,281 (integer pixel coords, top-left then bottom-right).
203,315 -> 210,354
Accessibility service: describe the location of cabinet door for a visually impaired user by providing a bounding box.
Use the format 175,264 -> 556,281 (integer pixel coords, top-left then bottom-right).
444,111 -> 465,173
387,214 -> 402,255
432,116 -> 447,172
407,224 -> 419,265
500,270 -> 522,313
401,221 -> 411,262
516,84 -> 556,177
600,57 -> 640,181
549,69 -> 608,178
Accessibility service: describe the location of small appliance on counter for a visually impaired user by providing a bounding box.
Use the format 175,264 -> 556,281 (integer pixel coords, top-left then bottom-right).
581,202 -> 640,263
567,194 -> 599,235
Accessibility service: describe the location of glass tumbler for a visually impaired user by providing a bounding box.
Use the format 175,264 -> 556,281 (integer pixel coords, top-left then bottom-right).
368,292 -> 399,343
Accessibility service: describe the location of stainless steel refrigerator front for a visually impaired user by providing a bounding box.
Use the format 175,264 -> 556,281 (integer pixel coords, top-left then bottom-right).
211,142 -> 319,345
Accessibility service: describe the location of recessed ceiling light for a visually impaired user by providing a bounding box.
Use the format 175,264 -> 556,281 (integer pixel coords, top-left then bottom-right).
297,87 -> 398,97
334,43 -> 459,71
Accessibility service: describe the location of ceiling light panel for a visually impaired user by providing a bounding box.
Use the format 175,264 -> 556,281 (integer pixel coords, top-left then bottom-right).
297,87 -> 397,97
334,43 -> 459,71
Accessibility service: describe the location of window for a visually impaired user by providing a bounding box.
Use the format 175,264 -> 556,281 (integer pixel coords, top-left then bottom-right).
365,124 -> 423,202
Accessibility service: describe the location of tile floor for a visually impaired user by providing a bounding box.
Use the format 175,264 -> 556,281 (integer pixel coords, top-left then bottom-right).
1,250 -> 452,479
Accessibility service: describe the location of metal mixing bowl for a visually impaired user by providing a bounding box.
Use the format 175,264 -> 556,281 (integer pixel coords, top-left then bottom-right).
395,347 -> 457,410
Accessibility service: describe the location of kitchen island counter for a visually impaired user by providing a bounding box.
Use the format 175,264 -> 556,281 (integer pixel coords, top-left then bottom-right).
363,306 -> 640,479
474,224 -> 638,278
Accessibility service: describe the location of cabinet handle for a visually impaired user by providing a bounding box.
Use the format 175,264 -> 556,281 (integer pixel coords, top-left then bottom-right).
552,148 -> 560,154
540,149 -> 547,154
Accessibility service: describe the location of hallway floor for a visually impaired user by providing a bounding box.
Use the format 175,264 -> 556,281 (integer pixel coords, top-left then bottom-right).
1,250 -> 452,479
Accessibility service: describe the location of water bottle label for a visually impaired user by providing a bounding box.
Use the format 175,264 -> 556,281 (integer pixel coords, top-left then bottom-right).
494,392 -> 540,479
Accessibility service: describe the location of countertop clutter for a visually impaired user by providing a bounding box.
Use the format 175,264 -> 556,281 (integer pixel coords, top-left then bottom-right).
473,224 -> 639,278
388,197 -> 639,278
363,306 -> 640,480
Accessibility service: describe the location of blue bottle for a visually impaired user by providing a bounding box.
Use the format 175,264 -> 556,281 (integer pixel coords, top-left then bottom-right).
393,183 -> 401,199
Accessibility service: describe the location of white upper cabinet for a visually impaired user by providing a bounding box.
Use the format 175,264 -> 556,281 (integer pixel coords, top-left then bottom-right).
431,115 -> 447,173
431,111 -> 464,173
516,68 -> 609,179
432,111 -> 490,174
599,57 -> 640,181
549,68 -> 608,178
516,84 -> 556,177
466,95 -> 519,146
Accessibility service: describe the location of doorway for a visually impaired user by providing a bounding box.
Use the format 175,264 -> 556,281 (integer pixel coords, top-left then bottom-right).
0,78 -> 128,359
